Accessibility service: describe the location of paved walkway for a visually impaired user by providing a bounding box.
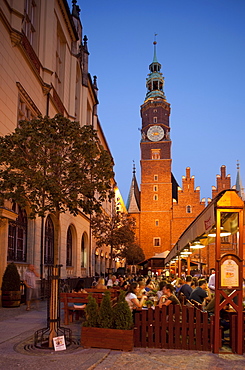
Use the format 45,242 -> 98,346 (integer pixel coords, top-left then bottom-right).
0,302 -> 245,369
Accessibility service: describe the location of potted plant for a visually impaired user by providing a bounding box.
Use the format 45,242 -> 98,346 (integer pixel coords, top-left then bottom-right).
1,262 -> 21,307
81,290 -> 134,351
145,299 -> 154,309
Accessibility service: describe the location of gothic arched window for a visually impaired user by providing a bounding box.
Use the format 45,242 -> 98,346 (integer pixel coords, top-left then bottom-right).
44,215 -> 54,264
8,203 -> 27,262
66,226 -> 73,267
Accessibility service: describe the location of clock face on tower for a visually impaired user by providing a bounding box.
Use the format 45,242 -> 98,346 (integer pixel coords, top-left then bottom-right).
147,125 -> 165,141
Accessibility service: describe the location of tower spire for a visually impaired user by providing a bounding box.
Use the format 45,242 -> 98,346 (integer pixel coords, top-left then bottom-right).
235,160 -> 245,200
153,33 -> 158,63
126,161 -> 140,213
133,160 -> 136,176
145,37 -> 166,102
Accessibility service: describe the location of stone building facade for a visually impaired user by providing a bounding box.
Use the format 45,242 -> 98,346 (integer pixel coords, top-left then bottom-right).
0,0 -> 117,287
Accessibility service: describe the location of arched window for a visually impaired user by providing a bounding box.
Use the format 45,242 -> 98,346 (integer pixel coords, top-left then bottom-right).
186,205 -> 192,214
44,215 -> 54,264
95,248 -> 99,276
66,226 -> 72,266
81,233 -> 87,268
151,149 -> 160,160
8,203 -> 27,262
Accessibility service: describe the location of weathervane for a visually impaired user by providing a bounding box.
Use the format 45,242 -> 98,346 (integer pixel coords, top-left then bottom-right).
154,33 -> 158,45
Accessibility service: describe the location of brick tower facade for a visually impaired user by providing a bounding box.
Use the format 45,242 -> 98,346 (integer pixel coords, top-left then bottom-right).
127,42 -> 205,259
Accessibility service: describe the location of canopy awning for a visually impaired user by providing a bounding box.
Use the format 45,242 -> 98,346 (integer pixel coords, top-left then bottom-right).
138,250 -> 169,267
165,189 -> 244,264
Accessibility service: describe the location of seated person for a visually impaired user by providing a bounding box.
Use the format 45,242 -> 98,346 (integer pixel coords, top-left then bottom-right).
175,278 -> 185,294
189,279 -> 208,305
191,277 -> 198,289
145,278 -> 155,292
73,279 -> 87,309
159,283 -> 181,308
95,278 -> 107,289
118,275 -> 128,290
107,275 -> 118,288
179,275 -> 193,299
137,280 -> 147,298
125,282 -> 147,312
204,296 -> 229,341
156,280 -> 167,300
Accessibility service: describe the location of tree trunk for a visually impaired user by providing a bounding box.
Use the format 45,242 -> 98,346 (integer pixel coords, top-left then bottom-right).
109,243 -> 113,269
49,210 -> 60,348
49,266 -> 59,348
53,209 -> 60,266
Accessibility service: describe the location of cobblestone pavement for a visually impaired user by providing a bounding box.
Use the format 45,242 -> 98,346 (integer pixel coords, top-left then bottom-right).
0,302 -> 245,369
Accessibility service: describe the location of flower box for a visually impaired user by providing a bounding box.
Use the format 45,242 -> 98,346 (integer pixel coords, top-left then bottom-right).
81,326 -> 134,351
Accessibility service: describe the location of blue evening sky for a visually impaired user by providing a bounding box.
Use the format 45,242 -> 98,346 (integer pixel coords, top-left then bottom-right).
69,0 -> 245,203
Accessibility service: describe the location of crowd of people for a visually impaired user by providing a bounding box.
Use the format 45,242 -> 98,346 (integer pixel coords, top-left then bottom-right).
86,269 -> 217,314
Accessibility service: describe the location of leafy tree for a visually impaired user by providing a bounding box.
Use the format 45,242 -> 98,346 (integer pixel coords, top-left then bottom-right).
91,212 -> 135,268
0,114 -> 114,264
120,243 -> 145,266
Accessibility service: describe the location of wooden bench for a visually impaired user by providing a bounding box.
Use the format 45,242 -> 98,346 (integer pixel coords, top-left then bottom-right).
60,292 -> 89,325
60,290 -> 120,325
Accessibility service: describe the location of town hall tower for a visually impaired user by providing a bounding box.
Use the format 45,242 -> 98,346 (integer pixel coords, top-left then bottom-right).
127,41 -> 205,259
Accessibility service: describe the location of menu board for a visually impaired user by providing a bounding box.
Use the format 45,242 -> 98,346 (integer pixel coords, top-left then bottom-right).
220,257 -> 239,288
53,336 -> 66,351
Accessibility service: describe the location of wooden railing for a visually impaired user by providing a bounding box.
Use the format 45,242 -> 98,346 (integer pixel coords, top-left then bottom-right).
134,305 -> 213,351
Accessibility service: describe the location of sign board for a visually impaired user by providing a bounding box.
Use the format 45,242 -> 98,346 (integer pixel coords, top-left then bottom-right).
53,335 -> 66,351
219,254 -> 241,289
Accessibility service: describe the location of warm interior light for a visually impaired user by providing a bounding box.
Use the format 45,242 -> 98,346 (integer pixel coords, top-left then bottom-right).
180,251 -> 192,255
208,227 -> 231,237
190,241 -> 205,249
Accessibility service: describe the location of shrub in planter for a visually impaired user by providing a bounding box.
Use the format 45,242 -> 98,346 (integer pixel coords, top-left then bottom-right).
113,290 -> 133,330
99,290 -> 113,328
1,262 -> 21,307
83,294 -> 99,327
81,290 -> 134,351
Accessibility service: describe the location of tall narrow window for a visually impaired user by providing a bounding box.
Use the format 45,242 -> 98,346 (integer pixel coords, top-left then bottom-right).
154,194 -> 158,201
55,23 -> 66,97
66,226 -> 72,266
186,205 -> 192,214
8,203 -> 27,262
154,185 -> 158,192
81,234 -> 85,267
153,117 -> 157,123
95,248 -> 99,276
155,220 -> 159,226
154,238 -> 160,246
154,175 -> 158,181
23,0 -> 38,48
44,216 -> 54,264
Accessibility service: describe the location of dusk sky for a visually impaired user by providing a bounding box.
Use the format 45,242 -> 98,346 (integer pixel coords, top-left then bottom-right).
69,0 -> 245,203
